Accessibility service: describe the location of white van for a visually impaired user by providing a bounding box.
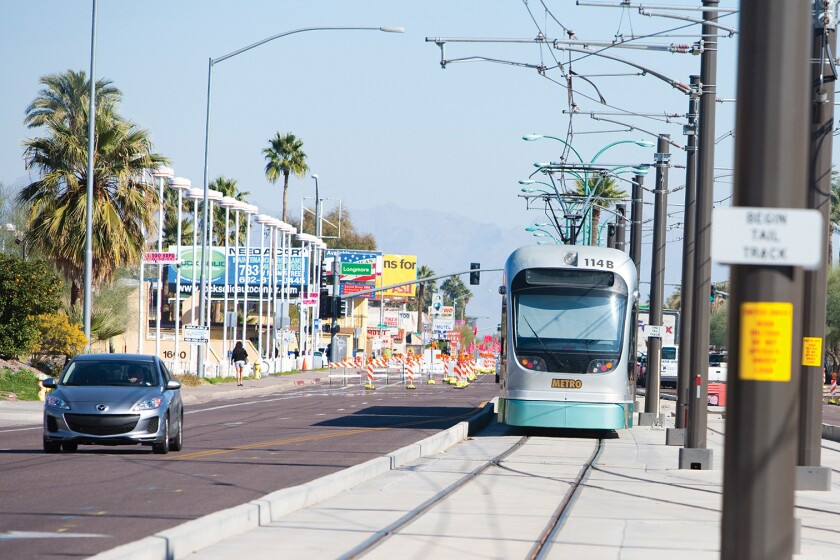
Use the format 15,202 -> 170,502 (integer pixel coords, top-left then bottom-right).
709,352 -> 728,382
660,345 -> 679,385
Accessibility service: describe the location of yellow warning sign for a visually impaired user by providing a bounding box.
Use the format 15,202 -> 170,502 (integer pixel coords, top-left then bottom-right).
739,302 -> 793,382
802,337 -> 823,367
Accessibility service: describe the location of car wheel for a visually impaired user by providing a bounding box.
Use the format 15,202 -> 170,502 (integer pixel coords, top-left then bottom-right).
43,438 -> 61,454
61,442 -> 78,453
152,415 -> 170,455
169,413 -> 183,452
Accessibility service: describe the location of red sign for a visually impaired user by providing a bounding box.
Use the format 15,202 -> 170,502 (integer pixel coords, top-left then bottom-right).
446,330 -> 462,342
144,251 -> 178,264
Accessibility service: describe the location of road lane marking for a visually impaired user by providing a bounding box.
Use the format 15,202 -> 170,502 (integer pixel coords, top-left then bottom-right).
170,410 -> 480,461
0,531 -> 107,540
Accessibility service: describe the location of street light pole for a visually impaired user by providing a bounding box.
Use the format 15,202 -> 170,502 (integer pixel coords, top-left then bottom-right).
83,0 -> 97,352
721,1 -> 811,556
195,25 -> 404,377
682,0 -> 719,470
312,174 -> 322,238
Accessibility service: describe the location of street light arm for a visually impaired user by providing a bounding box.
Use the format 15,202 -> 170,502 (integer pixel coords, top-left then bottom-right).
588,114 -> 686,150
213,26 -> 403,65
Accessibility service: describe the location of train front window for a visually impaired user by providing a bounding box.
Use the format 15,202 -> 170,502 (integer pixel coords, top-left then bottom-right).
512,286 -> 627,374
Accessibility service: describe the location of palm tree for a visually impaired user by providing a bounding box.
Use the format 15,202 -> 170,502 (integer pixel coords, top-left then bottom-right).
24,70 -> 120,132
263,132 -> 308,222
208,176 -> 249,244
19,71 -> 167,305
415,265 -> 435,334
666,286 -> 681,310
441,275 -> 473,319
574,174 -> 626,246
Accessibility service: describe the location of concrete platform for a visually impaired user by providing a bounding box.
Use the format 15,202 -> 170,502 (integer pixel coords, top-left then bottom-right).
163,398 -> 839,559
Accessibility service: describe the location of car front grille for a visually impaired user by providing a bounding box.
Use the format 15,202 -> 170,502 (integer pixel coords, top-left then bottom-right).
147,417 -> 159,434
64,414 -> 140,436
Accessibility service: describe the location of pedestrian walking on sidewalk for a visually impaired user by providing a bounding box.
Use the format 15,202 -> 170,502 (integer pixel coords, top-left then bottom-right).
231,342 -> 248,386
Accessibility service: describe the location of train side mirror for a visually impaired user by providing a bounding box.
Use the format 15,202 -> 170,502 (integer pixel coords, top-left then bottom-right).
498,286 -> 506,295
633,290 -> 640,302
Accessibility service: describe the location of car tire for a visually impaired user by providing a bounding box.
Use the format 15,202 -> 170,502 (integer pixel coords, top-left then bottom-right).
61,442 -> 78,453
43,438 -> 61,454
169,413 -> 183,452
152,415 -> 170,455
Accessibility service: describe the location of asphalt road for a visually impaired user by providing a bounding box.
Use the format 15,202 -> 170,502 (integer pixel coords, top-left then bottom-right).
0,377 -> 498,559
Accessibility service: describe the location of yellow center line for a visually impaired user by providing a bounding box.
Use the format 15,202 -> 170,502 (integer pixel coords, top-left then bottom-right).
170,408 -> 484,461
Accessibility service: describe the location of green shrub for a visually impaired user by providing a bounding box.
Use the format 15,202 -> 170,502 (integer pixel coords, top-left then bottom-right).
0,256 -> 62,359
0,367 -> 41,401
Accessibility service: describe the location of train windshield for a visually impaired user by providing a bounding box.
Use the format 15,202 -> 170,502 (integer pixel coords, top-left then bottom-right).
511,268 -> 628,373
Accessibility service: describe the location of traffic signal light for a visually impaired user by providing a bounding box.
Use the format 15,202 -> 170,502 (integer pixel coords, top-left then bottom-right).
470,262 -> 480,285
318,291 -> 331,319
333,296 -> 348,318
320,259 -> 329,290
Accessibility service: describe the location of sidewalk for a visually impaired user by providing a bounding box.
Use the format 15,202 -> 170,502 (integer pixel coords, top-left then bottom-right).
0,368 -> 330,427
96,398 -> 840,560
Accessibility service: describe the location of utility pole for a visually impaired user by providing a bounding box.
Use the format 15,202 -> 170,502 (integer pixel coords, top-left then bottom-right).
669,75 -> 701,445
797,0 -> 836,491
330,267 -> 340,362
721,1 -> 811,558
640,134 -> 669,426
615,204 -> 626,252
682,0 -> 718,470
629,174 -> 645,280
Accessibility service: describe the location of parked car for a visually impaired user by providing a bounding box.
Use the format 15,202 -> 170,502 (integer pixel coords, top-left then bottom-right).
42,354 -> 183,454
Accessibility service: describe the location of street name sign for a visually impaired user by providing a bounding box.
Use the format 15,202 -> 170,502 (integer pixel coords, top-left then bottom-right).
144,251 -> 178,264
711,207 -> 823,269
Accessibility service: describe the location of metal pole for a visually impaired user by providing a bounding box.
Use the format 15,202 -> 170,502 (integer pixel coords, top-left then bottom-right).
676,75 -> 702,431
242,211 -> 252,353
313,176 -> 322,238
196,58 -> 213,378
232,209 -> 240,367
155,176 -> 164,358
721,0 -> 810,555
190,197 -> 198,373
83,0 -> 97,352
257,222 -> 266,362
173,187 -> 183,371
222,205 -> 230,377
331,264 -> 340,362
799,0 -> 836,472
629,174 -> 645,280
643,134 -> 670,421
206,198 -> 215,359
615,204 -> 626,251
137,261 -> 144,353
684,0 -> 719,462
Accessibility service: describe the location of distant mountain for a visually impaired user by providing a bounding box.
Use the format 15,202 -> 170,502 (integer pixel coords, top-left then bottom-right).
352,203 -> 531,331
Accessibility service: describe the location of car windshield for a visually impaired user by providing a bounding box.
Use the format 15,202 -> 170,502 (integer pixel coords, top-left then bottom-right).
709,353 -> 728,366
662,347 -> 677,360
60,361 -> 159,387
514,288 -> 627,356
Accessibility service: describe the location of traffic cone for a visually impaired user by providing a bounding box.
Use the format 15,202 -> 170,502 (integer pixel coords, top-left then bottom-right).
301,356 -> 308,372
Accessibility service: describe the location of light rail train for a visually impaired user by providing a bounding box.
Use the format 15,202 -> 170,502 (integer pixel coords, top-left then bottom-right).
496,245 -> 637,430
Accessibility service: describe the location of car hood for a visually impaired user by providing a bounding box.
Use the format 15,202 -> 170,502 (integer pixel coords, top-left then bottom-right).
55,385 -> 163,406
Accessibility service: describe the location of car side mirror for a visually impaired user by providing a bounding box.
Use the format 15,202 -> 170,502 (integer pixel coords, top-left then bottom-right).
42,377 -> 57,389
165,379 -> 182,391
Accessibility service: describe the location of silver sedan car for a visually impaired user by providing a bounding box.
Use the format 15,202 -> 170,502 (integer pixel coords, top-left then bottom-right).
42,354 -> 183,454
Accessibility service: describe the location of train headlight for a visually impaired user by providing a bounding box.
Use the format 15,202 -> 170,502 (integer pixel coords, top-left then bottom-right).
587,359 -> 618,373
519,356 -> 547,371
563,251 -> 578,266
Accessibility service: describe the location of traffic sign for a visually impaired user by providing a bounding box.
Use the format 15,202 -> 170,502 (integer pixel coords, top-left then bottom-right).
712,207 -> 823,269
144,251 -> 178,264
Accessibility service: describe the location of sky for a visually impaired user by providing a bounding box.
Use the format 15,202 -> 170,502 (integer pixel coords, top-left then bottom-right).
0,0 -> 802,320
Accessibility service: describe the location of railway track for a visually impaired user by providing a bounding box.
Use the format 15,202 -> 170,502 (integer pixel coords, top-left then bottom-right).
339,434 -> 604,560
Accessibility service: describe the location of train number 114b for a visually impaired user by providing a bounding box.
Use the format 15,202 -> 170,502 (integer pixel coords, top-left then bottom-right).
583,258 -> 614,269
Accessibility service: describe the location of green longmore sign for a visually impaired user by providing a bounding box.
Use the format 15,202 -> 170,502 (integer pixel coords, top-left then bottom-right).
341,263 -> 371,275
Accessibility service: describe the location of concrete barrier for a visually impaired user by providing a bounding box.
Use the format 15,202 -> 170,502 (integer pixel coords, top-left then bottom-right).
89,401 -> 496,560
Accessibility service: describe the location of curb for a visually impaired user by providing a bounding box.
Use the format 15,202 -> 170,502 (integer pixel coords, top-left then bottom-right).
89,400 -> 497,560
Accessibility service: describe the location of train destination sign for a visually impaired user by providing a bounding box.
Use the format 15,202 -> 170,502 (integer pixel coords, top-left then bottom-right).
712,207 -> 823,270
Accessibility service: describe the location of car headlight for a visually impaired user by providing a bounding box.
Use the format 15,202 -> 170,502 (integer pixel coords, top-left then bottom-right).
46,395 -> 70,410
132,397 -> 163,411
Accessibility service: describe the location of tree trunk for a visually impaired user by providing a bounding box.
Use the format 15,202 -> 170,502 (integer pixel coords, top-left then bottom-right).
70,281 -> 81,307
282,172 -> 290,223
829,217 -> 834,267
590,208 -> 601,246
416,282 -> 425,336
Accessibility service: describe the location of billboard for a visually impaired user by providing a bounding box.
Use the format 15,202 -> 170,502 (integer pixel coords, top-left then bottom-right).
166,246 -> 309,297
376,254 -> 417,298
325,249 -> 382,299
